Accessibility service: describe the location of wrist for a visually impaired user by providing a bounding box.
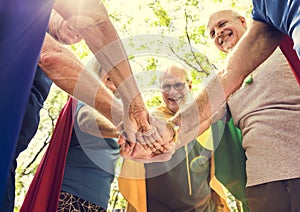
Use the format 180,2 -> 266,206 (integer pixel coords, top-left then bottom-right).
166,120 -> 181,145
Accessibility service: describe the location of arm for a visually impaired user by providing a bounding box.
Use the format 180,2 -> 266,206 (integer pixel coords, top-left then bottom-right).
118,135 -> 175,163
221,20 -> 284,97
48,9 -> 82,45
53,0 -> 152,139
77,104 -> 120,138
39,33 -> 123,123
168,20 -> 284,146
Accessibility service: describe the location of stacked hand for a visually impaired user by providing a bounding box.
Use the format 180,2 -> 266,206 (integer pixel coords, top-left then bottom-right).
118,107 -> 177,163
50,0 -> 181,163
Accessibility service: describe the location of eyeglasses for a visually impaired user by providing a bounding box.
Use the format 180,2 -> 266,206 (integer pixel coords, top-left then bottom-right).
161,82 -> 186,92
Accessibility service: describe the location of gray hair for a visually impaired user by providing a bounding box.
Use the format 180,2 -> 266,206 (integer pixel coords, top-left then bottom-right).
159,65 -> 191,84
85,56 -> 102,79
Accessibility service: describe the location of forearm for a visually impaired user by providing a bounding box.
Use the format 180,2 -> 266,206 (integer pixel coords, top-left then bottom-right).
169,74 -> 228,146
75,14 -> 145,111
39,33 -> 121,120
53,0 -> 144,109
39,33 -> 85,97
170,21 -> 283,144
223,20 -> 284,97
169,98 -> 212,147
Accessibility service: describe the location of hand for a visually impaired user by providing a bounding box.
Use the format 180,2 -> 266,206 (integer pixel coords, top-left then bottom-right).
135,115 -> 175,151
118,134 -> 176,163
152,117 -> 175,146
48,10 -> 82,45
132,139 -> 176,163
122,104 -> 164,150
118,136 -> 154,159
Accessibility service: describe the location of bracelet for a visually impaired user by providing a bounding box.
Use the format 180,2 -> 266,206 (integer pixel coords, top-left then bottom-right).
166,120 -> 181,145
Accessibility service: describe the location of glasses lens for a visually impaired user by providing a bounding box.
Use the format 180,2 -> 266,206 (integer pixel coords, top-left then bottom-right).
161,83 -> 185,92
162,84 -> 171,92
174,82 -> 185,90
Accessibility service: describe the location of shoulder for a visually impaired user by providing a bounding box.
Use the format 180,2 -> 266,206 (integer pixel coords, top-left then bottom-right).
251,0 -> 266,22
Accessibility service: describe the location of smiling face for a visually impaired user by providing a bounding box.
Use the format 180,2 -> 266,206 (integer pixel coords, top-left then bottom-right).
160,66 -> 191,113
207,10 -> 247,53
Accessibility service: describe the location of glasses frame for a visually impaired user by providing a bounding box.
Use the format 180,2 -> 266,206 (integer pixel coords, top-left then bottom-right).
161,82 -> 186,92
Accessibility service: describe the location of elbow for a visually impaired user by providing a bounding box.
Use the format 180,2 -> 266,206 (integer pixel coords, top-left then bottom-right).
38,34 -> 66,73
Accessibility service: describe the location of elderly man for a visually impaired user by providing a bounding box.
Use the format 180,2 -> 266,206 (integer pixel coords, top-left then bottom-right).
119,65 -> 228,212
205,10 -> 300,212
150,2 -> 300,158
145,65 -> 223,211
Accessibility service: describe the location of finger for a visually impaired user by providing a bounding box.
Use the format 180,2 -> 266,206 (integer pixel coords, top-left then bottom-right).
136,131 -> 148,146
143,126 -> 164,145
130,144 -> 141,157
125,130 -> 136,143
153,149 -> 163,155
144,121 -> 164,148
141,136 -> 155,152
145,140 -> 163,152
146,143 -> 157,152
150,126 -> 164,147
119,150 -> 130,159
143,129 -> 164,151
149,115 -> 167,136
157,140 -> 175,153
122,120 -> 138,143
123,141 -> 134,154
135,153 -> 172,163
136,132 -> 150,151
151,153 -> 172,162
118,134 -> 126,145
150,116 -> 175,143
163,142 -> 176,155
119,144 -> 131,158
131,143 -> 151,157
143,134 -> 155,146
132,154 -> 156,163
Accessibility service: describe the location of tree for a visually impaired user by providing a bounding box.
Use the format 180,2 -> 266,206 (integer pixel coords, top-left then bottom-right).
15,1 -> 252,211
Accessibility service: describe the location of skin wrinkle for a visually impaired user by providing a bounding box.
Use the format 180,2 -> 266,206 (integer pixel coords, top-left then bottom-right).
39,34 -> 117,119
51,0 -> 157,148
129,7 -> 286,162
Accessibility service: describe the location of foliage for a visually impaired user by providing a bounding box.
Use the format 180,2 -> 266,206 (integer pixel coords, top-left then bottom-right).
15,86 -> 67,211
15,1 -> 252,211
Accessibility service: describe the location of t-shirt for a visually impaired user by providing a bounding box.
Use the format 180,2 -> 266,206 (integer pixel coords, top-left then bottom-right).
61,102 -> 119,209
251,0 -> 300,56
227,48 -> 300,187
15,66 -> 52,158
145,141 -> 215,212
145,106 -> 215,212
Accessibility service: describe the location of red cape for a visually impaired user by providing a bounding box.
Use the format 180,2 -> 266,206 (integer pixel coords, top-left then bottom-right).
21,98 -> 76,212
280,35 -> 300,85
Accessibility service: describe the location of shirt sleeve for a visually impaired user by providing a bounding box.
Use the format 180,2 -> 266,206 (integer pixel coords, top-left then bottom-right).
76,101 -> 86,114
251,0 -> 267,23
